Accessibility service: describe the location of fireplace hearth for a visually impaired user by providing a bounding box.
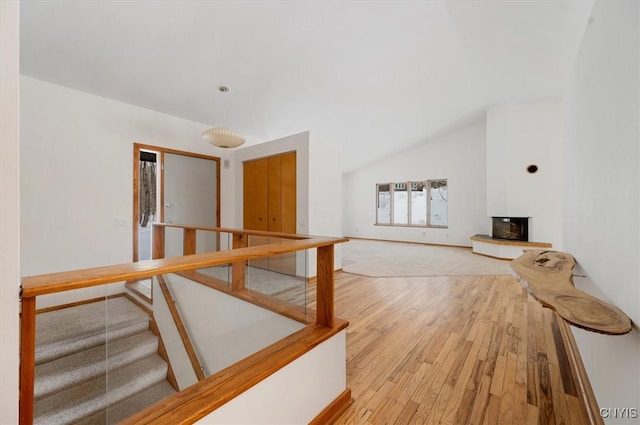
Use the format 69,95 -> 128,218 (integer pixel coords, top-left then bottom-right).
491,217 -> 529,241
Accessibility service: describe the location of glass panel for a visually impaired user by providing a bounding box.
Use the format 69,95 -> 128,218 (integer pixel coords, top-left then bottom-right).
393,182 -> 408,225
410,181 -> 427,225
429,179 -> 448,226
156,248 -> 307,381
376,183 -> 391,224
195,229 -> 219,254
164,226 -> 184,258
34,288 -> 111,424
106,281 -> 172,424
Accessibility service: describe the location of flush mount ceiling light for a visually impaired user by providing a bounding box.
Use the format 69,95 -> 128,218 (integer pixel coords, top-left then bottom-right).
201,86 -> 245,149
201,127 -> 245,149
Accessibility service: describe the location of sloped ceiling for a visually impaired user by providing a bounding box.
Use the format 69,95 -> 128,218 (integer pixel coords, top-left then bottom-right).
19,0 -> 593,173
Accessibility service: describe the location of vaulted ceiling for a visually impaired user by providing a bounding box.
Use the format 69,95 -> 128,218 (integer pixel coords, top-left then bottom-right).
20,1 -> 593,173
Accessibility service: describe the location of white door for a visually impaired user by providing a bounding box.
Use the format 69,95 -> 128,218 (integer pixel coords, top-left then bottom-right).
163,153 -> 218,258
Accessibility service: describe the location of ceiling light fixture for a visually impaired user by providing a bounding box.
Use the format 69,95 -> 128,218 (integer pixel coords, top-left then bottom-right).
201,86 -> 245,149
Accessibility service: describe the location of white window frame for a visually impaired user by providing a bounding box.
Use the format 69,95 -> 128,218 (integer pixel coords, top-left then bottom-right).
375,179 -> 448,228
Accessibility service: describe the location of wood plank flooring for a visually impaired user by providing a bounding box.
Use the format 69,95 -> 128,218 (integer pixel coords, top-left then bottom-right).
320,272 -> 595,425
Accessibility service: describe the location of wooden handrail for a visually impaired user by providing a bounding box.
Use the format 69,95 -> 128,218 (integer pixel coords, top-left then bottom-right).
152,223 -> 315,240
120,320 -> 349,425
19,228 -> 348,425
157,275 -> 206,382
22,236 -> 347,298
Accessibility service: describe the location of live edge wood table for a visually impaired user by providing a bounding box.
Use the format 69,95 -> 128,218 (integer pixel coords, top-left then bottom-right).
511,250 -> 632,335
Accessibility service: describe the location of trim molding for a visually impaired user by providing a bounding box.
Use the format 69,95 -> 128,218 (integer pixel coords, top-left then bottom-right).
309,388 -> 352,425
345,236 -> 470,249
557,317 -> 604,425
35,293 -> 124,314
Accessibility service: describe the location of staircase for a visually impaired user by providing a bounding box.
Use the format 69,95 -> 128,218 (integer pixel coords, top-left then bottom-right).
34,297 -> 176,424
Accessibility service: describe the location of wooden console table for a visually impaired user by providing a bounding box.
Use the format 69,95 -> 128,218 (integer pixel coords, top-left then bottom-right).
511,250 -> 631,335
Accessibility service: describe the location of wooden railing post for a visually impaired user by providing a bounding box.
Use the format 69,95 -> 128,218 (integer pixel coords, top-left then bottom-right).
19,296 -> 36,425
152,224 -> 165,260
183,228 -> 196,256
316,244 -> 335,327
231,233 -> 247,291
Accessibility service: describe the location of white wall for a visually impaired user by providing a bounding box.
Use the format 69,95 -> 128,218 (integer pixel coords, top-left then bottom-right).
308,132 -> 344,268
20,77 -> 235,280
343,120 -> 487,247
563,1 -> 640,422
0,1 -> 20,423
198,330 -> 346,424
486,99 -> 564,249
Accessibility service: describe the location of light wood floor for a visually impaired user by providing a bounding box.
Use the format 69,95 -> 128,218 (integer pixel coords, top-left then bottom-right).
324,272 -> 594,425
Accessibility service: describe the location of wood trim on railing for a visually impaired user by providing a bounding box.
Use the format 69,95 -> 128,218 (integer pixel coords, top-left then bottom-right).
231,233 -> 248,291
157,275 -> 206,382
176,270 -> 311,324
183,228 -> 196,256
19,228 -> 348,425
153,222 -> 314,241
120,321 -> 348,425
22,236 -> 348,298
19,297 -> 36,425
152,224 -> 165,261
316,244 -> 335,327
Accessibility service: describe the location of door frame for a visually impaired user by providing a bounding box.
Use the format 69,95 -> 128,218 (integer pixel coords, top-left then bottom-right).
133,143 -> 221,262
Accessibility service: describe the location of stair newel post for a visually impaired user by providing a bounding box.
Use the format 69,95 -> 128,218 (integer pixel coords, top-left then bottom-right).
231,233 -> 247,291
183,228 -> 196,256
19,295 -> 36,425
152,224 -> 165,260
316,244 -> 335,327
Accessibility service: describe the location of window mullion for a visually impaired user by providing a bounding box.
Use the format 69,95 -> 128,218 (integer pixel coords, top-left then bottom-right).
390,182 -> 394,225
426,179 -> 431,227
407,181 -> 412,225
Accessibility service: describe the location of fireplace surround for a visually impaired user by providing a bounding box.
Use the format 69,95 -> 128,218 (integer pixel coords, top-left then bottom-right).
491,217 -> 529,242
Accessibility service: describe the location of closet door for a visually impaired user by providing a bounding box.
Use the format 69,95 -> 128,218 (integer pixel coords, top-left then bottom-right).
243,151 -> 297,274
243,157 -> 269,231
243,157 -> 269,269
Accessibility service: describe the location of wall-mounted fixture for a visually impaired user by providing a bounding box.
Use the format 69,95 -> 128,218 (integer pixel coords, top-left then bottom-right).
201,86 -> 245,149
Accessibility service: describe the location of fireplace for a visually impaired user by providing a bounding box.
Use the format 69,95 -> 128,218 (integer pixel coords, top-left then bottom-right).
491,217 -> 529,241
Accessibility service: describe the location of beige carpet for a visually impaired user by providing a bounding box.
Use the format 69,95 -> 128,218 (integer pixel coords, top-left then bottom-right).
342,239 -> 512,277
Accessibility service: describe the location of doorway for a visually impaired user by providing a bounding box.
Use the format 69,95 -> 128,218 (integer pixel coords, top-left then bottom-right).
133,143 -> 221,262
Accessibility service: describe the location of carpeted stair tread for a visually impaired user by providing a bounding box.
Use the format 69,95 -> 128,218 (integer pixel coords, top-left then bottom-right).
36,297 -> 150,364
34,354 -> 168,425
73,381 -> 177,425
35,330 -> 159,399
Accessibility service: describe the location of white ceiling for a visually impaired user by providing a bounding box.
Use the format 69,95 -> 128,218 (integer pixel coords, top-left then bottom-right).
19,0 -> 593,173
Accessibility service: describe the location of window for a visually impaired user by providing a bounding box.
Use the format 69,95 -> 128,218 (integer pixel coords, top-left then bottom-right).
376,179 -> 447,227
376,184 -> 391,224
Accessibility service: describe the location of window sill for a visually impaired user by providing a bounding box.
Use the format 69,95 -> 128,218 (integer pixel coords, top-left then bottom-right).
374,223 -> 448,229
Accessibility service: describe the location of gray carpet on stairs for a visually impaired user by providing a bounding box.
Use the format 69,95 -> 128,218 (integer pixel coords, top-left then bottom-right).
34,297 -> 177,425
